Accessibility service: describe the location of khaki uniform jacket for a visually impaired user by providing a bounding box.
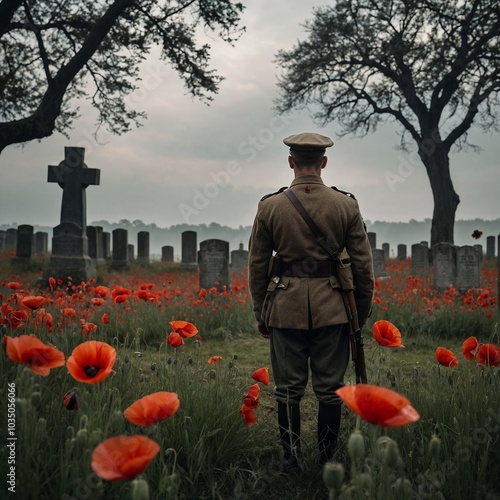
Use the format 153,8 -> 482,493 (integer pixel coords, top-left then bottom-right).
248,174 -> 374,330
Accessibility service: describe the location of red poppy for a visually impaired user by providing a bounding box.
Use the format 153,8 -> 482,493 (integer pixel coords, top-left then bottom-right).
243,384 -> 260,409
7,282 -> 21,290
124,391 -> 180,426
240,404 -> 257,427
461,336 -> 479,361
21,295 -> 47,311
251,367 -> 270,386
167,332 -> 184,348
114,295 -> 129,304
66,340 -> 116,384
4,334 -> 65,376
373,320 -> 404,348
81,322 -> 98,338
91,297 -> 105,307
91,435 -> 160,481
101,313 -> 109,324
208,355 -> 223,365
198,288 -> 207,298
336,384 -> 420,428
471,230 -> 483,239
111,286 -> 131,299
36,309 -> 53,334
49,277 -> 56,292
63,389 -> 79,410
170,320 -> 198,338
94,286 -> 110,298
436,347 -> 459,367
62,308 -> 77,318
2,308 -> 29,330
476,344 -> 500,367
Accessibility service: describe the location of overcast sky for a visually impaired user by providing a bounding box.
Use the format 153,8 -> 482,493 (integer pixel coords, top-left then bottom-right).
1,0 -> 499,230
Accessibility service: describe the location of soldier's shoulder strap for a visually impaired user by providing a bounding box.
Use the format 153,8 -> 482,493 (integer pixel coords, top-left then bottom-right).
331,185 -> 357,200
260,186 -> 288,202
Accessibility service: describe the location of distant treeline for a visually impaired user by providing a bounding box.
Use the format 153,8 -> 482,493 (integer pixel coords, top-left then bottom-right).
1,218 -> 499,260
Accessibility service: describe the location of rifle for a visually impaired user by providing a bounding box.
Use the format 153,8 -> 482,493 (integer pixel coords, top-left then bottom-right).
283,188 -> 368,384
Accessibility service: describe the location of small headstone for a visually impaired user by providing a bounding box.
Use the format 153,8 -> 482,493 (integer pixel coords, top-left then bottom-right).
109,228 -> 129,271
411,243 -> 429,275
162,245 -> 174,262
35,232 -> 49,256
102,231 -> 111,260
456,245 -> 481,292
181,230 -> 197,270
128,244 -> 135,262
486,236 -> 495,260
44,147 -> 99,286
87,226 -> 106,267
5,228 -> 17,252
372,249 -> 387,277
432,243 -> 457,289
397,244 -> 407,261
367,232 -> 376,249
11,224 -> 34,265
137,231 -> 150,264
0,230 -> 6,251
230,243 -> 249,271
382,243 -> 390,260
198,239 -> 230,292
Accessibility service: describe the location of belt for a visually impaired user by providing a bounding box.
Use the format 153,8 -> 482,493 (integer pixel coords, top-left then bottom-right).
278,260 -> 337,278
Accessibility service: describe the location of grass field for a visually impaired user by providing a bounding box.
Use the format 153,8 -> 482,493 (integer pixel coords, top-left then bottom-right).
1,254 -> 499,499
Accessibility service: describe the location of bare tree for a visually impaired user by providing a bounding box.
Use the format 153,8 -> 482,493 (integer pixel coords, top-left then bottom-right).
274,0 -> 500,246
0,0 -> 244,153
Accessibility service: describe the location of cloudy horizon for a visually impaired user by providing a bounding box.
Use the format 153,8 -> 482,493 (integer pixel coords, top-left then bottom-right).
1,1 -> 499,231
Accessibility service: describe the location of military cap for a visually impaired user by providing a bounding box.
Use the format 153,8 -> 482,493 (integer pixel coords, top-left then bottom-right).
283,132 -> 334,151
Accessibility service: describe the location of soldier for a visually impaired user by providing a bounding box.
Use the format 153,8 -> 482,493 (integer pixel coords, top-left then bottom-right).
248,132 -> 374,472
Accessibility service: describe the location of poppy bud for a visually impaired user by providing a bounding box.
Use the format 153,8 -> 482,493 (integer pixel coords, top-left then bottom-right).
37,417 -> 47,437
63,389 -> 79,410
31,391 -> 42,407
76,428 -> 88,446
391,478 -> 412,497
150,363 -> 157,371
124,354 -> 130,364
348,429 -> 365,462
89,429 -> 103,448
66,426 -> 75,439
354,472 -> 373,494
428,434 -> 441,461
167,357 -> 172,364
377,436 -> 401,469
79,414 -> 89,430
131,478 -> 150,500
322,462 -> 344,492
15,398 -> 27,420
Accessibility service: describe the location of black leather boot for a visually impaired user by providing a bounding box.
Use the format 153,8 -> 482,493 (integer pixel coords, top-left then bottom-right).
278,402 -> 301,473
318,402 -> 342,465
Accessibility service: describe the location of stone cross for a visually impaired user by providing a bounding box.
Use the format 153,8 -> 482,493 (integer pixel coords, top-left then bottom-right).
48,147 -> 100,229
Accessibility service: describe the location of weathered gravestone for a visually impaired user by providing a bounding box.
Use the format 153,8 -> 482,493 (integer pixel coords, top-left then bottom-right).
109,228 -> 129,271
456,245 -> 481,292
102,231 -> 111,260
162,245 -> 174,262
86,226 -> 106,267
432,243 -> 457,289
486,236 -> 495,260
474,244 -> 483,263
411,243 -> 430,275
397,244 -> 407,261
230,243 -> 249,271
35,231 -> 49,256
137,231 -> 150,264
382,243 -> 390,260
5,228 -> 17,252
128,244 -> 135,262
367,232 -> 376,249
11,224 -> 34,265
198,239 -> 230,292
0,230 -> 6,251
181,230 -> 197,270
372,248 -> 387,278
44,147 -> 99,286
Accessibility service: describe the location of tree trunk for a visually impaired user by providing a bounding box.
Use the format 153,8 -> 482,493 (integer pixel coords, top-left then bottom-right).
420,145 -> 460,247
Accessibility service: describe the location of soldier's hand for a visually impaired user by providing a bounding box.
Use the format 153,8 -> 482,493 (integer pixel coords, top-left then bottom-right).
257,322 -> 270,339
